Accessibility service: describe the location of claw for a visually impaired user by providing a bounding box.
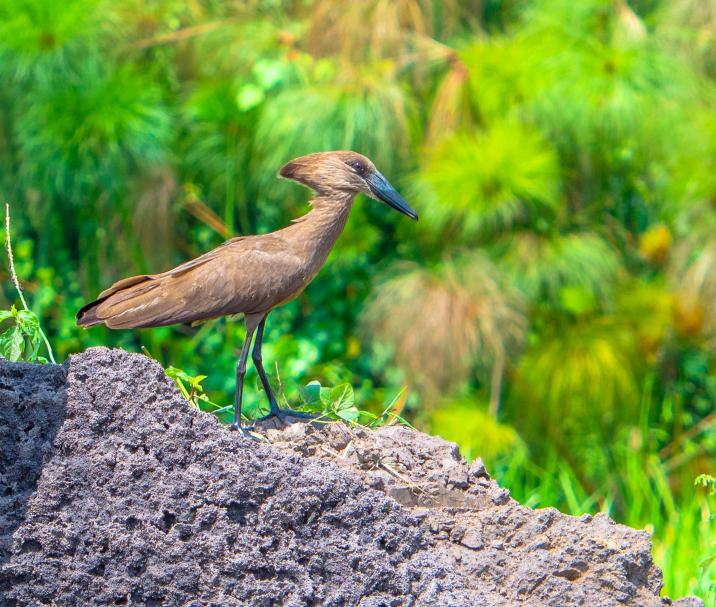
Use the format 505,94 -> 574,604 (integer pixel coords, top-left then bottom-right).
229,423 -> 265,441
255,405 -> 324,424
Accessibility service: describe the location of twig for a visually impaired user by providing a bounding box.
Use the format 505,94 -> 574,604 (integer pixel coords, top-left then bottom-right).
131,21 -> 229,49
319,440 -> 354,460
183,196 -> 234,238
663,443 -> 708,472
378,461 -> 437,504
4,204 -> 55,363
659,410 -> 716,459
378,461 -> 417,486
320,445 -> 341,458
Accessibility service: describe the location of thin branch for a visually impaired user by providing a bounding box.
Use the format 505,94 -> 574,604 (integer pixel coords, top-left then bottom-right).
184,192 -> 235,238
4,204 -> 56,364
131,21 -> 229,50
659,410 -> 716,460
663,443 -> 708,472
377,461 -> 436,503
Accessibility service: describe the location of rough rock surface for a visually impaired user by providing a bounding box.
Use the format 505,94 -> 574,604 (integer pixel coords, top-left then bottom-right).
256,422 -> 687,607
0,363 -> 66,577
0,347 -> 705,607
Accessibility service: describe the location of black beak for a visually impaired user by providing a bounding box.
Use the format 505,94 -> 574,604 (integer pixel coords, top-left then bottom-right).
366,172 -> 418,221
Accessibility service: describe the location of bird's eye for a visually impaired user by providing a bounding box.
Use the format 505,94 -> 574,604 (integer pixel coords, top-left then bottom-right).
351,161 -> 364,172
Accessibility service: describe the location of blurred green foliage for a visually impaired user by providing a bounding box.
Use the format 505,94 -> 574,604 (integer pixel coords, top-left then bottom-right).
1,0 -> 716,601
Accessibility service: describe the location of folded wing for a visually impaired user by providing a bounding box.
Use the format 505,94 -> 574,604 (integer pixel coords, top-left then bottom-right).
76,236 -> 304,329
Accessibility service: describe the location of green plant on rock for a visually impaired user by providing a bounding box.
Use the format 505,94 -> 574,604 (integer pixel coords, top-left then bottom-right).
165,366 -> 224,413
260,372 -> 410,427
296,380 -> 360,422
165,358 -> 409,429
0,305 -> 46,362
1,204 -> 55,364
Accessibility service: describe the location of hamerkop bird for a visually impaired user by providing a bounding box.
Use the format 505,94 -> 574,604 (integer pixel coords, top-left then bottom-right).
76,151 -> 418,436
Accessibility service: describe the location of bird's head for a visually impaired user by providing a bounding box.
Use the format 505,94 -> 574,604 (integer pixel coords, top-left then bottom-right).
278,151 -> 418,220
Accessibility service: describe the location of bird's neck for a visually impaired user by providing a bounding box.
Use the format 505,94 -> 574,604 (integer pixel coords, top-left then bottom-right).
286,191 -> 355,263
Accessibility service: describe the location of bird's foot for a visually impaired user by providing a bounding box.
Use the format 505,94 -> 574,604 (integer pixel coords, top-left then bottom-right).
229,423 -> 267,442
255,405 -> 324,425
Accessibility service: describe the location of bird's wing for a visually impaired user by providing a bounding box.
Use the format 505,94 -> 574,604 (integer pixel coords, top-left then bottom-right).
80,236 -> 306,329
95,236 -> 246,299
76,236 -> 246,327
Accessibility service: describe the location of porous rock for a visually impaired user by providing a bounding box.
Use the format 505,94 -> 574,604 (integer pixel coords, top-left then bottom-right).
0,362 -> 66,576
0,347 -> 705,607
258,422 -> 682,607
0,348 -> 472,606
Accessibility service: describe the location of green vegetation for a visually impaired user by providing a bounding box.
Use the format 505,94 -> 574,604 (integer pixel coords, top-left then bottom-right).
166,363 -> 409,428
1,0 -> 715,601
698,475 -> 716,498
1,204 -> 54,363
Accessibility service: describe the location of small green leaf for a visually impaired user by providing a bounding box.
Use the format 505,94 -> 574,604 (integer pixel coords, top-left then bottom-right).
386,413 -> 415,429
26,333 -> 42,363
699,554 -> 716,569
17,310 -> 40,334
336,407 -> 360,422
358,411 -> 380,421
319,387 -> 332,407
256,374 -> 284,399
297,385 -> 310,404
304,381 -> 322,405
384,388 -> 406,412
0,326 -> 24,362
165,367 -> 193,382
331,383 -> 354,411
0,311 -> 14,323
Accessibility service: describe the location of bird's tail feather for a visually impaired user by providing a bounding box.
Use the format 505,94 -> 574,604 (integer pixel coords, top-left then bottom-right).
96,282 -> 186,329
76,302 -> 105,328
76,276 -> 184,329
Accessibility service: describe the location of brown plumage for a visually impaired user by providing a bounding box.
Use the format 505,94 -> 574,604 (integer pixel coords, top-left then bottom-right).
77,151 -> 417,436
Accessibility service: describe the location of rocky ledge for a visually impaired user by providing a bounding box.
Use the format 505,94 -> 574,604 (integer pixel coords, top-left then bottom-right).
0,347 -> 704,606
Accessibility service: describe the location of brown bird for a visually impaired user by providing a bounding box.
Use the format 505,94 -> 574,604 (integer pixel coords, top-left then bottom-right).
76,151 -> 417,436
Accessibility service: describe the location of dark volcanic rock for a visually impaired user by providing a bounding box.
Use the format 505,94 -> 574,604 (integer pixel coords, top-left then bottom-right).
0,347 -> 706,606
0,361 -> 66,577
258,422 -> 676,607
1,348 -> 472,606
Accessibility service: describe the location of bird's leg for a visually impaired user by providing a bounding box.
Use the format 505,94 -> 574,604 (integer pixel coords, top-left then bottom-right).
251,317 -> 281,416
230,325 -> 256,437
252,316 -> 319,423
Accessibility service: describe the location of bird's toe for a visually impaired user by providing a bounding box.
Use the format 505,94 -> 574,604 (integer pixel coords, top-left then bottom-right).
257,407 -> 326,424
230,423 -> 265,441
